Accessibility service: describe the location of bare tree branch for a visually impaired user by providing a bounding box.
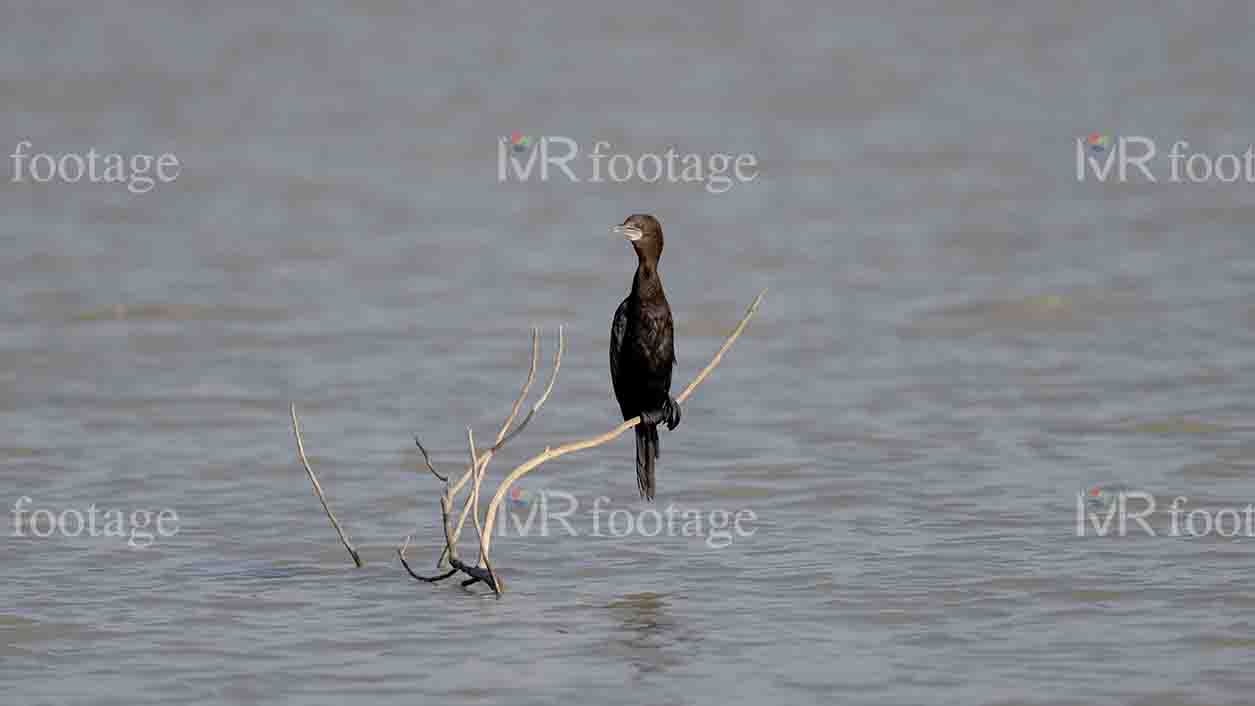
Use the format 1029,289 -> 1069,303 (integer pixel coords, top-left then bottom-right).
438,330 -> 539,542
398,535 -> 456,582
437,326 -> 563,568
497,328 -> 539,444
465,426 -> 502,595
673,290 -> 767,406
289,403 -> 363,568
414,437 -> 447,482
291,289 -> 762,595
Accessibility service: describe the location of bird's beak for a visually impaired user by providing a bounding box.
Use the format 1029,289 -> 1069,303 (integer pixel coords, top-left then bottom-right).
614,224 -> 643,242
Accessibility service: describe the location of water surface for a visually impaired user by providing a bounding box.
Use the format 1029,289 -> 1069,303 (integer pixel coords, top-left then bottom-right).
3,2 -> 1255,704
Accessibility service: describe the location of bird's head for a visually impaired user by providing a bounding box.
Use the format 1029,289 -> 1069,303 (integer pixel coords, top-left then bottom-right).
613,214 -> 664,263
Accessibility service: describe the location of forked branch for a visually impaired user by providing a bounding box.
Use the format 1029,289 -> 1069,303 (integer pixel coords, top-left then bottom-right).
409,289 -> 764,594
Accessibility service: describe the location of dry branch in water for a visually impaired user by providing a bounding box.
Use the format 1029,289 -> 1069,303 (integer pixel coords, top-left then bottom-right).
288,289 -> 765,595
289,404 -> 363,568
409,289 -> 765,595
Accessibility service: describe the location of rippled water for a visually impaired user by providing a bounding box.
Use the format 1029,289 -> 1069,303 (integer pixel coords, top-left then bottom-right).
4,2 -> 1255,704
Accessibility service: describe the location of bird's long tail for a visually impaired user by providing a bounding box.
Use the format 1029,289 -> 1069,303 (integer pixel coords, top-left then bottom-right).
635,423 -> 660,501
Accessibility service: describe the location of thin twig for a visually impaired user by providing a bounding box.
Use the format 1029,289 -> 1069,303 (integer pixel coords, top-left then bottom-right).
398,535 -> 457,582
446,329 -> 539,499
467,427 -> 485,560
674,291 -> 766,405
436,330 -> 541,558
497,328 -> 539,445
289,403 -> 363,568
413,437 -> 447,482
438,326 -> 564,568
466,427 -> 502,595
439,495 -> 457,560
494,325 -> 564,450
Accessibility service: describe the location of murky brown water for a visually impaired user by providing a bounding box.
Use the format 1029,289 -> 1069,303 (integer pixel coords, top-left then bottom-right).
4,2 -> 1255,704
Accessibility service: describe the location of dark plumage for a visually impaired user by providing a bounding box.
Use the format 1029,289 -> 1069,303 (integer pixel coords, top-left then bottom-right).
610,214 -> 681,501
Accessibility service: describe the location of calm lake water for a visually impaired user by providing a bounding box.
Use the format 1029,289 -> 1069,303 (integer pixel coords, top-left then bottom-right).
4,2 -> 1255,704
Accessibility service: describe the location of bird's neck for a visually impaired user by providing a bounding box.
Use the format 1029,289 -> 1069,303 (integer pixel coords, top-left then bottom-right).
632,260 -> 664,301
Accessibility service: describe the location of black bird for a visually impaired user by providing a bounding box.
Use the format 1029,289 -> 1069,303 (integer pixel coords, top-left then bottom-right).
610,214 -> 681,501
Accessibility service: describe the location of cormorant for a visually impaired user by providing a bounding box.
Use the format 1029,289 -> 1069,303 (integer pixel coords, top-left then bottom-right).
610,214 -> 681,501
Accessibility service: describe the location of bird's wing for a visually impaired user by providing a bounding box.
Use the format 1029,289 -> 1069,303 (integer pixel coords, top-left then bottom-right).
661,317 -> 675,392
610,296 -> 630,418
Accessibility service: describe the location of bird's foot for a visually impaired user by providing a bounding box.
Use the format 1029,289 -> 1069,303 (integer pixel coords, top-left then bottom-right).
642,398 -> 682,431
663,396 -> 681,431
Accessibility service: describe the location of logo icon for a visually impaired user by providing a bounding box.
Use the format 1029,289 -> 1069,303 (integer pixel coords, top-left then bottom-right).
1085,133 -> 1112,154
506,131 -> 534,155
508,486 -> 533,509
1083,483 -> 1122,512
